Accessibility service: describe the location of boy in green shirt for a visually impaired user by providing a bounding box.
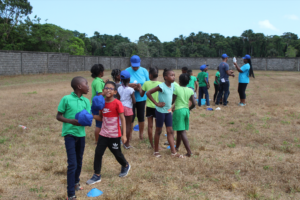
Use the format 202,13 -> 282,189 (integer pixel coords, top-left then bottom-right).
172,73 -> 196,157
197,64 -> 210,107
186,69 -> 198,99
213,66 -> 222,103
56,76 -> 91,200
91,64 -> 105,144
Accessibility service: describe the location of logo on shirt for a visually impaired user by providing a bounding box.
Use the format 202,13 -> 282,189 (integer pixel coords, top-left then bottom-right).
112,143 -> 118,149
103,108 -> 111,114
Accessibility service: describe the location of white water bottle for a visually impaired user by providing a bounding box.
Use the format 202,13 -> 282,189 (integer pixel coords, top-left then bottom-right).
233,57 -> 237,63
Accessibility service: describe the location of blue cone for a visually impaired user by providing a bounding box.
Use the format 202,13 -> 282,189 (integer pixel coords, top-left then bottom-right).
164,134 -> 167,137
167,145 -> 176,149
87,188 -> 103,197
133,124 -> 139,131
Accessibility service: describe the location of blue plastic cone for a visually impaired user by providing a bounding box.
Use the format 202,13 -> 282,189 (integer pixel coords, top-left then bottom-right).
133,124 -> 139,131
167,145 -> 176,149
87,188 -> 103,197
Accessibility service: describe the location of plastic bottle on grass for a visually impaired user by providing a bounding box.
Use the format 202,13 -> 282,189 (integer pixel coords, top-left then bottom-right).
18,125 -> 27,130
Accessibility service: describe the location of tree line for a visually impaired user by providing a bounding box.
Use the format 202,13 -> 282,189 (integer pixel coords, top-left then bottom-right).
1,0 -> 299,58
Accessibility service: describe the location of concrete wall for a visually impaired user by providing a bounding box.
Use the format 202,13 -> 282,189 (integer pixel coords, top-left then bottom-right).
0,50 -> 299,76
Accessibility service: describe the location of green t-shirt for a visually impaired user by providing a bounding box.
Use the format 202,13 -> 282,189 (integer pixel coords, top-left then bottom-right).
197,72 -> 208,87
214,71 -> 220,85
186,76 -> 197,89
142,81 -> 161,108
174,86 -> 194,111
91,77 -> 105,102
57,92 -> 91,137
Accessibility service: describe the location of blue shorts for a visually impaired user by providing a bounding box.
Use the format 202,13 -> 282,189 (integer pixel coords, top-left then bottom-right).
95,119 -> 102,128
155,110 -> 172,128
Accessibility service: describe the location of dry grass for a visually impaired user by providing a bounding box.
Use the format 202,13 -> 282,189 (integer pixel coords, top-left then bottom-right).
0,70 -> 300,200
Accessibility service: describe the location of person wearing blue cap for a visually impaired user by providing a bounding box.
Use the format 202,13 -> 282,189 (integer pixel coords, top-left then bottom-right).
215,54 -> 235,106
56,76 -> 91,200
197,64 -> 210,107
233,54 -> 255,106
125,55 -> 150,140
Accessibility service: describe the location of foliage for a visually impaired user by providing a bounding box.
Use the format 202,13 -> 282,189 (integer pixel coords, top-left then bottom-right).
285,46 -> 298,57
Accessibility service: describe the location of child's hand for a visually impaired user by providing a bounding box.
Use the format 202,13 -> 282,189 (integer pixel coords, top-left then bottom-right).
156,102 -> 165,107
70,119 -> 81,126
121,135 -> 127,144
207,85 -> 210,89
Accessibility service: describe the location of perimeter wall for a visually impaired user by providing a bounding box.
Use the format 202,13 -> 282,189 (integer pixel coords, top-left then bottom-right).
0,50 -> 299,76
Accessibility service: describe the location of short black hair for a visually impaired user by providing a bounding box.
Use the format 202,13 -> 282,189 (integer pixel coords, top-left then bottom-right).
149,67 -> 159,78
179,73 -> 190,87
71,76 -> 86,90
104,81 -> 116,90
187,69 -> 192,75
91,64 -> 104,78
163,68 -> 173,80
111,69 -> 121,82
182,67 -> 188,71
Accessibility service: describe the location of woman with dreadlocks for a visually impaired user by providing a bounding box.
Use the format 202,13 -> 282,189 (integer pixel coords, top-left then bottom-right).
233,54 -> 255,106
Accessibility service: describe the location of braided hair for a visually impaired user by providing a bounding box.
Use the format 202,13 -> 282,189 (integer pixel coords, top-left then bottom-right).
163,68 -> 173,80
149,67 -> 159,79
90,64 -> 104,78
247,59 -> 255,78
179,73 -> 191,87
111,69 -> 121,82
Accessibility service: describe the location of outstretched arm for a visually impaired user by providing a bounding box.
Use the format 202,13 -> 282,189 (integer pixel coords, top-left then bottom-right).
234,63 -> 243,73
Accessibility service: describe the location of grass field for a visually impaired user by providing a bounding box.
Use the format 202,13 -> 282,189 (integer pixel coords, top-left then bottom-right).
0,70 -> 300,200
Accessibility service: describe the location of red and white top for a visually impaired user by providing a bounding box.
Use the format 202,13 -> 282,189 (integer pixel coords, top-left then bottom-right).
99,99 -> 124,138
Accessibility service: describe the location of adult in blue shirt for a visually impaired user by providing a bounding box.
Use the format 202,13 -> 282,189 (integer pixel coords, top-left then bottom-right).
233,54 -> 255,106
215,54 -> 235,106
126,55 -> 150,140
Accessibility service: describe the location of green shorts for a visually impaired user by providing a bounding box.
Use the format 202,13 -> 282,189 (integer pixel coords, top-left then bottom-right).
172,108 -> 190,131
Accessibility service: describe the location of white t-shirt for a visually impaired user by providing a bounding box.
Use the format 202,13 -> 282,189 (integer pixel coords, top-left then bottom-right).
118,86 -> 135,108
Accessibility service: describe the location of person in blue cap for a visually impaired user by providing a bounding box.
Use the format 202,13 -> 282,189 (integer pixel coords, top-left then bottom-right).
233,54 -> 255,106
125,55 -> 150,140
215,54 -> 235,106
117,70 -> 136,149
197,64 -> 210,107
56,76 -> 91,200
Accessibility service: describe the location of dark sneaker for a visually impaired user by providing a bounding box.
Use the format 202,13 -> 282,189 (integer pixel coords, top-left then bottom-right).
86,174 -> 101,185
67,196 -> 76,200
74,183 -> 83,191
119,164 -> 131,177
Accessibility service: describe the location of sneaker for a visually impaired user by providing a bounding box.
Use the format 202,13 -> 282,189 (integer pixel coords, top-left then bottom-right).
239,103 -> 246,106
86,174 -> 101,185
67,196 -> 76,200
119,164 -> 131,177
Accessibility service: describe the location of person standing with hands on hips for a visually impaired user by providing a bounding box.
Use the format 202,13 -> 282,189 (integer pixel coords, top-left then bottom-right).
233,54 -> 255,106
125,55 -> 150,140
215,54 -> 235,106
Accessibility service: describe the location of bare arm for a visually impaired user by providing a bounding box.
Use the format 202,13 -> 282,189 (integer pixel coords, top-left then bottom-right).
146,86 -> 165,107
215,76 -> 219,85
172,94 -> 177,105
131,92 -> 136,104
56,112 -> 81,126
119,113 -> 127,144
189,95 -> 196,110
128,83 -> 138,90
138,84 -> 146,97
226,70 -> 235,77
93,110 -> 103,121
194,81 -> 198,92
234,63 -> 243,73
204,77 -> 210,89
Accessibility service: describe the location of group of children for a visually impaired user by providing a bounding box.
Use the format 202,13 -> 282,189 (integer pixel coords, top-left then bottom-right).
56,64 -> 210,199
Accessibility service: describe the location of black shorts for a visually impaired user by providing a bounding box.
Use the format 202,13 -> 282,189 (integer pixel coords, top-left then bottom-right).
132,101 -> 146,123
146,107 -> 156,118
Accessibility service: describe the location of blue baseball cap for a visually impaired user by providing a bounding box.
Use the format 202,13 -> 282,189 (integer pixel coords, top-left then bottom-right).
243,54 -> 251,59
91,94 -> 105,115
120,70 -> 131,80
221,54 -> 229,59
200,64 -> 209,71
75,109 -> 93,126
130,55 -> 141,67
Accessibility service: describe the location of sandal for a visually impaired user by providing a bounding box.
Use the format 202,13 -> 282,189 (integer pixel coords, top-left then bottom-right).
171,153 -> 185,158
74,183 -> 83,191
185,153 -> 193,157
123,144 -> 133,149
153,152 -> 162,158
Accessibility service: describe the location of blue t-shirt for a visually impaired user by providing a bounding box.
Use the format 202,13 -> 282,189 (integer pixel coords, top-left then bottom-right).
219,62 -> 229,82
239,63 -> 250,83
156,82 -> 174,113
126,66 -> 150,102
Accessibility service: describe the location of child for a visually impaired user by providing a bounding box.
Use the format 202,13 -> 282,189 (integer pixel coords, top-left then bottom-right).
91,64 -> 105,144
197,64 -> 210,107
186,69 -> 198,99
117,71 -> 136,149
173,73 -> 196,157
139,67 -> 161,148
214,67 -> 221,103
181,67 -> 188,74
56,76 -> 91,200
147,68 -> 184,158
111,69 -> 121,98
86,81 -> 130,185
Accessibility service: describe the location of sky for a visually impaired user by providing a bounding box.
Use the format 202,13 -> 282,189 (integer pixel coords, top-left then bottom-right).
28,0 -> 300,42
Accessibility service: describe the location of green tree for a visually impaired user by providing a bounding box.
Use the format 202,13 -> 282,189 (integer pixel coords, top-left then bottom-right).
68,37 -> 85,55
285,46 -> 297,57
